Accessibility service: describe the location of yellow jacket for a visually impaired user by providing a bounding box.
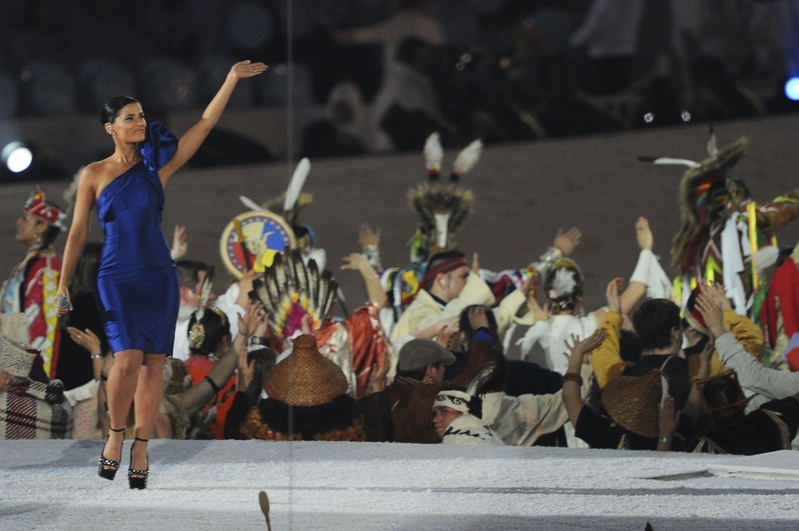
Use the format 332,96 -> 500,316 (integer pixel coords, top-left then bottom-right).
591,310 -> 764,388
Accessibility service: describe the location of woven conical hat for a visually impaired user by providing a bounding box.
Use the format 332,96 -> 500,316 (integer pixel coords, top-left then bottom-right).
265,334 -> 348,406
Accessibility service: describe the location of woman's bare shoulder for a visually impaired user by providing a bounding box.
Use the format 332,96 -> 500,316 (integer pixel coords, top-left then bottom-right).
81,159 -> 114,177
82,158 -> 126,185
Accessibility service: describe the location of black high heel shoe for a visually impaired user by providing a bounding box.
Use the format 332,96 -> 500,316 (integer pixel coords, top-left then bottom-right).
98,426 -> 125,480
128,437 -> 150,490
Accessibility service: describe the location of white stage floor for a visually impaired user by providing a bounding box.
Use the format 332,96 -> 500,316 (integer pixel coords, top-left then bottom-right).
1,440 -> 799,531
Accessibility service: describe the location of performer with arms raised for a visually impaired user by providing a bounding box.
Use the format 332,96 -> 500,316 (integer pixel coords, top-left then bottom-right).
55,60 -> 267,489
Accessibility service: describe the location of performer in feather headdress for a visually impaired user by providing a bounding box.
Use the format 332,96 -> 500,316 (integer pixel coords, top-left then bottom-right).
356,133 -> 582,344
517,217 -> 664,377
657,134 -> 799,318
252,250 -> 389,399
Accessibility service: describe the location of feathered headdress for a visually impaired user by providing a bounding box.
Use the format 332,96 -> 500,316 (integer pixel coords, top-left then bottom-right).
671,137 -> 749,276
543,258 -> 584,314
24,186 -> 66,229
639,127 -> 750,276
408,133 -> 482,261
252,249 -> 338,347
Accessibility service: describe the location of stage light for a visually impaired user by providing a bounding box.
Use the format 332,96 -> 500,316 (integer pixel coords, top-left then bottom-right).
0,141 -> 69,183
785,77 -> 799,101
2,142 -> 33,173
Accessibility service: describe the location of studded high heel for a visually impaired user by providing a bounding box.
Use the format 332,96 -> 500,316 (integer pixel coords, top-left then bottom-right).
98,426 -> 125,480
128,437 -> 150,490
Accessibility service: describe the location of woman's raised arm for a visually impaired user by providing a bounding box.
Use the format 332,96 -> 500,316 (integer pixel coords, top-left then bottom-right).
159,60 -> 268,184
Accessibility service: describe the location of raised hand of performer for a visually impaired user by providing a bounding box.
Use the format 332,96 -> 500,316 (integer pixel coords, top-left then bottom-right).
159,60 -> 268,185
635,217 -> 653,251
605,277 -> 623,314
229,60 -> 269,80
171,224 -> 188,261
553,227 -> 581,256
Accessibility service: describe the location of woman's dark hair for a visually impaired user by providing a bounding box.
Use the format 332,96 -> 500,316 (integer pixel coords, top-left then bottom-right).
68,242 -> 103,296
187,310 -> 230,356
100,96 -> 139,125
474,345 -> 507,395
245,347 -> 277,404
619,330 -> 643,363
458,304 -> 501,350
632,299 -> 681,352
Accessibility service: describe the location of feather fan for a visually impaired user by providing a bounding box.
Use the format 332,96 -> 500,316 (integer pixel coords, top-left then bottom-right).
258,251 -> 338,342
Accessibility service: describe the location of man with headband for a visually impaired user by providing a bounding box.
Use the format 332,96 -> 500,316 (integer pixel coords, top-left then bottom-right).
391,250 -> 531,345
433,388 -> 504,445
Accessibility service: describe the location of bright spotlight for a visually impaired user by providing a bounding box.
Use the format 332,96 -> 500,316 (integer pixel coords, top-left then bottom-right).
785,77 -> 799,101
0,141 -> 68,183
2,142 -> 33,173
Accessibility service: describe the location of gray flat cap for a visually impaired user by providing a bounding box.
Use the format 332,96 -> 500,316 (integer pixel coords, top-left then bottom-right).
397,338 -> 456,372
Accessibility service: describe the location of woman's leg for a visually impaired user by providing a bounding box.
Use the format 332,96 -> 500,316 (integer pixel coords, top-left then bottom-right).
103,349 -> 143,462
130,353 -> 166,472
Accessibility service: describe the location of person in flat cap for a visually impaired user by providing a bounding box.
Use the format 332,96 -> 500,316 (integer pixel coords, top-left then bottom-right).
358,306 -> 495,443
238,334 -> 366,441
1,187 -> 65,380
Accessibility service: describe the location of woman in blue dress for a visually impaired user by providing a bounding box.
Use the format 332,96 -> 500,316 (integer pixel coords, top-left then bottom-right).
55,60 -> 267,489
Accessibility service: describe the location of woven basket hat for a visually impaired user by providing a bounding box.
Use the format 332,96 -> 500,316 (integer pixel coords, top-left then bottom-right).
265,334 -> 349,406
0,336 -> 37,377
695,369 -> 750,419
601,370 -> 665,438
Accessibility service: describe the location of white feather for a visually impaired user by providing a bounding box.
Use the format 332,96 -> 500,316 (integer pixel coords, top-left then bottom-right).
239,195 -> 264,212
423,132 -> 443,172
453,140 -> 483,175
653,157 -> 700,168
707,132 -> 718,159
752,246 -> 779,272
552,268 -> 577,297
284,158 -> 311,213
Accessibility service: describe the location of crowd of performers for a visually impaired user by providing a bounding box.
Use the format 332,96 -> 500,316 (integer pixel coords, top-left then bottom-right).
3,130 -> 799,455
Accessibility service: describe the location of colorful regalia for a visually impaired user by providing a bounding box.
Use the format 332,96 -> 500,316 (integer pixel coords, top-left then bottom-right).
667,136 -> 799,320
0,188 -> 64,378
252,250 -> 389,400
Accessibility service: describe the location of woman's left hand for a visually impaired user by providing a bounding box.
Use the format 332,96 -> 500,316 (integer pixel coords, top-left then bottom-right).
230,60 -> 268,80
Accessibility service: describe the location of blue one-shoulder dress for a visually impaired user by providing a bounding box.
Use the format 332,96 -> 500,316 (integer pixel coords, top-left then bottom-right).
94,123 -> 180,356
